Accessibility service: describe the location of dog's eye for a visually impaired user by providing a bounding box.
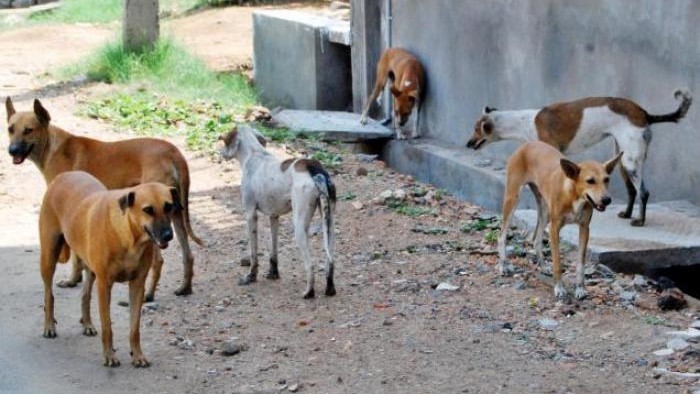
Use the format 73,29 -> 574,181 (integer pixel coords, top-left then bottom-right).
8,126 -> 13,135
163,202 -> 173,214
586,178 -> 595,185
23,128 -> 33,135
603,177 -> 610,184
142,206 -> 155,216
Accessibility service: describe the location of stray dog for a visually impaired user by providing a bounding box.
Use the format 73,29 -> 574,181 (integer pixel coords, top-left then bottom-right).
359,48 -> 425,139
467,89 -> 692,226
5,97 -> 203,300
39,171 -> 177,367
498,142 -> 622,299
218,125 -> 336,298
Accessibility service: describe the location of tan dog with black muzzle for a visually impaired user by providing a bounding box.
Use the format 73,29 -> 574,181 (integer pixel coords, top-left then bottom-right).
40,171 -> 178,367
5,97 -> 203,301
497,141 -> 623,300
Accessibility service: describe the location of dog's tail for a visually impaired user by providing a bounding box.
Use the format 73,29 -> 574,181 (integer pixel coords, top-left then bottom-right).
646,88 -> 693,125
173,152 -> 205,247
309,162 -> 336,274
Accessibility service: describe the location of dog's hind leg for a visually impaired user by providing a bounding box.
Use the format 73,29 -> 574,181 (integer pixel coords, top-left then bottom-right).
144,249 -> 164,302
80,267 -> 97,336
172,215 -> 194,296
498,170 -> 525,276
265,215 -> 280,280
293,192 -> 317,299
410,99 -> 421,139
617,127 -> 650,226
39,233 -> 62,338
319,194 -> 335,296
56,253 -> 83,288
529,184 -> 549,266
239,209 -> 259,285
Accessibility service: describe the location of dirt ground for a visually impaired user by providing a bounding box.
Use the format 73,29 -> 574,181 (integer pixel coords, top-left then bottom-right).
0,4 -> 699,394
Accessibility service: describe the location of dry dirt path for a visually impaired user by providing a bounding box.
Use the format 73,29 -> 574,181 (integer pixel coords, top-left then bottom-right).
0,5 -> 697,394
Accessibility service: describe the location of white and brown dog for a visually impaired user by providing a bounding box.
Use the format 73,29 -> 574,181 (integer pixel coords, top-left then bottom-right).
467,89 -> 692,226
360,48 -> 425,139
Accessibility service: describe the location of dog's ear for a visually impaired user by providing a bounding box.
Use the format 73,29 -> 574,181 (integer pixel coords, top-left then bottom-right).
169,187 -> 183,211
252,130 -> 267,147
604,151 -> 624,174
390,86 -> 401,97
483,106 -> 498,114
560,159 -> 581,180
33,99 -> 51,126
5,97 -> 15,122
119,191 -> 136,212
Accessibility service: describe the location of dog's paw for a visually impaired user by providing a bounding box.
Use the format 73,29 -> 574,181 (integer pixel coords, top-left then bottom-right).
325,285 -> 336,297
302,288 -> 315,299
498,260 -> 514,277
238,273 -> 257,286
43,326 -> 57,339
56,279 -> 80,288
554,283 -> 568,299
174,284 -> 192,297
103,354 -> 121,368
630,218 -> 645,227
574,286 -> 588,300
131,355 -> 151,368
617,211 -> 632,219
359,116 -> 369,125
264,269 -> 280,280
143,293 -> 155,303
380,117 -> 392,126
81,319 -> 98,336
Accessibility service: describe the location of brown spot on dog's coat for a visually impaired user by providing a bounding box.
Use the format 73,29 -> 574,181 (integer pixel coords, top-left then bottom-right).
293,158 -> 323,172
219,129 -> 238,146
535,97 -> 648,151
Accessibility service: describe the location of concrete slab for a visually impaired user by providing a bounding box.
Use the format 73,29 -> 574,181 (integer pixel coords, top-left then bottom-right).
382,138 -> 700,272
273,109 -> 394,142
514,200 -> 700,272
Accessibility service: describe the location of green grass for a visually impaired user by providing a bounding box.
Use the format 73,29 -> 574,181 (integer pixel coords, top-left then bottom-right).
29,0 -> 124,24
384,198 -> 436,218
70,39 -> 259,151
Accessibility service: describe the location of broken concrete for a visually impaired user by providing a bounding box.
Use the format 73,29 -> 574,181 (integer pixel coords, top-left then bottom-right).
273,109 -> 393,142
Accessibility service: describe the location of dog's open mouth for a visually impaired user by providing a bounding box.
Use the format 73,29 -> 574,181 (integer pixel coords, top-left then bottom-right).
145,227 -> 170,249
10,144 -> 33,165
467,139 -> 486,150
586,195 -> 606,212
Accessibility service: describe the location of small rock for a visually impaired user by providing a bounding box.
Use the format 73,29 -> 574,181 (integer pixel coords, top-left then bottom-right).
379,190 -> 394,200
393,189 -> 406,200
355,153 -> 378,163
436,282 -> 459,291
288,383 -> 300,392
355,167 -> 368,176
632,274 -> 648,288
502,322 -> 513,330
666,328 -> 700,340
221,340 -> 243,356
351,201 -> 363,210
538,318 -> 559,331
667,338 -> 690,352
178,339 -> 194,350
653,348 -> 674,357
514,281 -> 527,290
619,291 -> 637,303
691,320 -> 700,329
145,302 -> 159,311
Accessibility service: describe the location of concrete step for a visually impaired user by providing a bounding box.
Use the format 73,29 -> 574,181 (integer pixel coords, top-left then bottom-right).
382,138 -> 700,272
272,109 -> 394,142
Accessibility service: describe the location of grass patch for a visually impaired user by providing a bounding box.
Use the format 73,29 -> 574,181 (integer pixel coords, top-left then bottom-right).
460,217 -> 500,233
29,0 -> 124,24
69,39 -> 259,151
385,198 -> 436,217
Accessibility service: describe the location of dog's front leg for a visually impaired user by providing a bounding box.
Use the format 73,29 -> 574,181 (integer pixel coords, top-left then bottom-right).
144,249 -> 164,302
550,220 -> 567,299
574,223 -> 590,300
265,215 -> 280,280
97,277 -> 119,367
39,239 -> 59,338
239,210 -> 258,285
80,268 -> 97,336
129,264 -> 150,367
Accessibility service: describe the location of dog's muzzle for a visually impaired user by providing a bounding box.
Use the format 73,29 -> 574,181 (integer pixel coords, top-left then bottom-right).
8,142 -> 33,165
586,194 -> 611,212
146,225 -> 174,249
466,139 -> 486,150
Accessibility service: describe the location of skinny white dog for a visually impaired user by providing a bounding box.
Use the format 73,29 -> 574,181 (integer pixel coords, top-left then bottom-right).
218,125 -> 337,298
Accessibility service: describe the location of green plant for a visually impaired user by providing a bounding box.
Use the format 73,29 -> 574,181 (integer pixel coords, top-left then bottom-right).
339,192 -> 357,201
385,198 -> 435,217
253,123 -> 296,143
310,150 -> 343,171
460,217 -> 500,233
643,315 -> 667,326
483,229 -> 500,244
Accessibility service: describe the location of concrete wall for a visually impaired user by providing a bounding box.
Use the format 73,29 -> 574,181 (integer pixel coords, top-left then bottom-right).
382,0 -> 700,204
254,10 -> 352,111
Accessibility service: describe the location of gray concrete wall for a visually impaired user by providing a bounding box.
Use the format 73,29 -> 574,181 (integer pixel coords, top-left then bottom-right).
384,0 -> 700,204
253,10 -> 352,111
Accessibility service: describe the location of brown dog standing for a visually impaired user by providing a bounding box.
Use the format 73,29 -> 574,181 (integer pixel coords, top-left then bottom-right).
359,48 -> 425,139
497,141 -> 622,300
40,171 -> 177,367
5,97 -> 202,300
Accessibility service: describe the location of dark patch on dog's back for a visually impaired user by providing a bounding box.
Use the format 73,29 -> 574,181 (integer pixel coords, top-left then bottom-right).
295,159 -> 336,201
280,158 -> 295,172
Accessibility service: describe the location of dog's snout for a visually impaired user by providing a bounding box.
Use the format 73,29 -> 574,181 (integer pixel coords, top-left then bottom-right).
160,227 -> 174,242
8,143 -> 22,156
602,196 -> 612,206
466,139 -> 475,148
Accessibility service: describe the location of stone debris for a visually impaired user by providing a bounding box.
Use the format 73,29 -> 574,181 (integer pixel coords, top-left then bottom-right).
538,318 -> 559,331
653,348 -> 675,357
435,282 -> 459,291
221,339 -> 243,356
667,338 -> 691,352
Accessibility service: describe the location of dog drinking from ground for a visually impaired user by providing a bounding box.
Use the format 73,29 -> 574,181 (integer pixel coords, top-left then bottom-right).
218,125 -> 336,298
360,48 -> 425,139
498,141 -> 622,300
467,89 -> 691,227
5,97 -> 202,300
39,171 -> 178,367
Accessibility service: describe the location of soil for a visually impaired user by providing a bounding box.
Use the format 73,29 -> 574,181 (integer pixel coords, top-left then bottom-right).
0,4 -> 698,394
